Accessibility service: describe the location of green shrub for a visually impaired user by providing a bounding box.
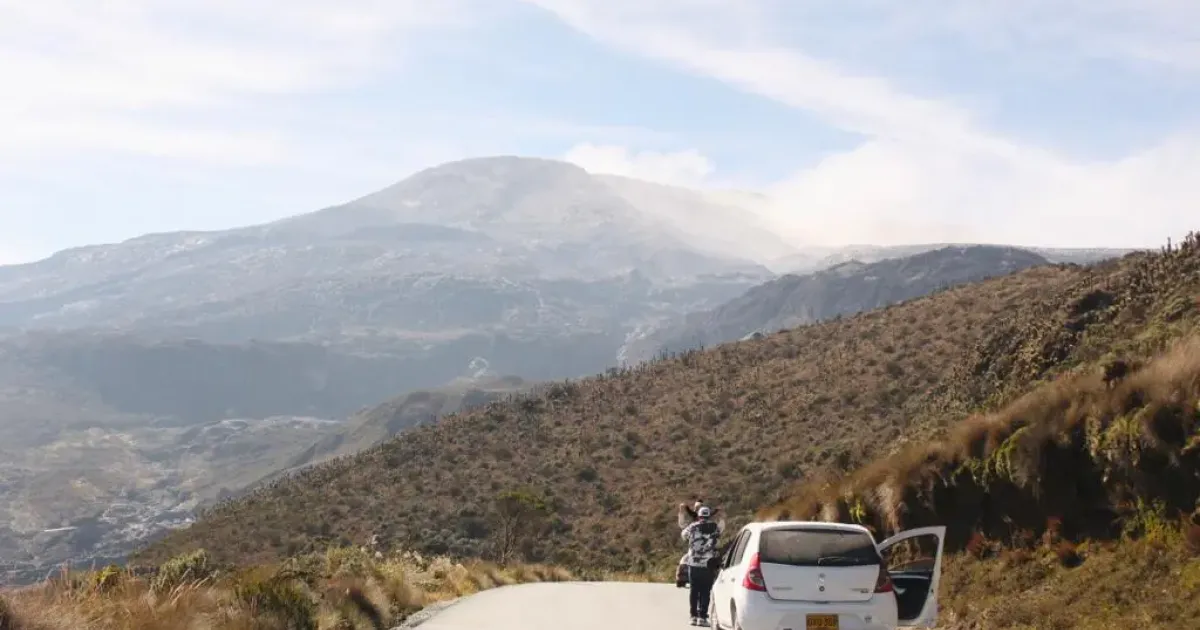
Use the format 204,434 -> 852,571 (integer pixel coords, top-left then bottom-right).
233,573 -> 317,630
91,564 -> 123,592
152,549 -> 215,593
324,546 -> 376,579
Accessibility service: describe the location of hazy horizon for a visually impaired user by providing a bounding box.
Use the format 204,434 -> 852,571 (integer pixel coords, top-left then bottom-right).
0,155 -> 1153,268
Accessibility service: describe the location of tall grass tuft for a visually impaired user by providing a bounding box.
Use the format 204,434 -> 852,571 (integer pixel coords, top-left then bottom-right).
0,547 -> 648,629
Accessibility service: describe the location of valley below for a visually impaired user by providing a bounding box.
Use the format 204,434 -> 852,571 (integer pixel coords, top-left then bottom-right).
0,414 -> 343,583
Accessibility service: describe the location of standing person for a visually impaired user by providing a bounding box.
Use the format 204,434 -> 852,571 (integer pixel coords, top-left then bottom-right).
676,499 -> 725,588
681,506 -> 722,626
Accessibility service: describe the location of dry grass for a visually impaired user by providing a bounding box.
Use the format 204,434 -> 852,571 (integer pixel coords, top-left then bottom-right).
758,334 -> 1200,553
136,233 -> 1200,572
937,525 -> 1200,629
739,239 -> 1200,630
0,547 -> 598,630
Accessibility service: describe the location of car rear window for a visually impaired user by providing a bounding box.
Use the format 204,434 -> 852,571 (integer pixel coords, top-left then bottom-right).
759,528 -> 881,567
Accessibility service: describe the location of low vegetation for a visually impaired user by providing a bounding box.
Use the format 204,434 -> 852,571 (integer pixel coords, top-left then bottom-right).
138,234 -> 1199,574
752,237 -> 1200,628
938,520 -> 1200,629
0,546 -> 597,630
759,333 -> 1200,550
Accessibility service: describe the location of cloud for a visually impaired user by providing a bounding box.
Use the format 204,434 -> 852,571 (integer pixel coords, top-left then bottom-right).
5,0 -> 1198,255
0,0 -> 474,166
563,143 -> 715,188
525,0 -> 1200,248
887,0 -> 1200,74
759,133 -> 1200,248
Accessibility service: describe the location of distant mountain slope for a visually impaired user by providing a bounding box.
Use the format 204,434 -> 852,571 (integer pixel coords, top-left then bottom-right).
0,332 -> 425,434
136,232 -> 1199,570
279,375 -> 533,474
624,245 -> 1050,363
771,243 -> 1135,275
0,157 -> 776,339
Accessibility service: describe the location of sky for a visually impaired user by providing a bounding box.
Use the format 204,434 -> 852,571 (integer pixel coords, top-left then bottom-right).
2,0 -> 1199,264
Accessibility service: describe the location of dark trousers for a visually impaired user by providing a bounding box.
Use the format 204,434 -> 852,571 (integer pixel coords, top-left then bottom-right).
688,565 -> 714,618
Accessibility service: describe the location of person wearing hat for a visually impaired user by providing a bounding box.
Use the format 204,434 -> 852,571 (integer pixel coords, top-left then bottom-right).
677,499 -> 722,528
680,505 -> 722,626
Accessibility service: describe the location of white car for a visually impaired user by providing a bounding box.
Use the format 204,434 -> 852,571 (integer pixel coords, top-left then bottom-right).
707,521 -> 946,630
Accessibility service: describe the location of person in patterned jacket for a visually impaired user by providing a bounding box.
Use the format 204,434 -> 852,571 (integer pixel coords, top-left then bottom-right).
676,500 -> 723,587
681,506 -> 723,626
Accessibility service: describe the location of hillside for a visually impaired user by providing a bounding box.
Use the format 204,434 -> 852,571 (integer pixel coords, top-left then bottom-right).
936,524 -> 1200,628
754,240 -> 1200,551
137,233 -> 1200,571
875,336 -> 1200,629
758,333 -> 1200,545
760,244 -> 1200,628
625,245 -> 1050,362
276,375 -> 533,474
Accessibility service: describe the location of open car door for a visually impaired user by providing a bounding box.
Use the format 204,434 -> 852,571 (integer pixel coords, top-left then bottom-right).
876,526 -> 946,628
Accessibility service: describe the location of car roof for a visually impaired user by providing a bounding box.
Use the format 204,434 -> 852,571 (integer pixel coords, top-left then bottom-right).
743,520 -> 875,536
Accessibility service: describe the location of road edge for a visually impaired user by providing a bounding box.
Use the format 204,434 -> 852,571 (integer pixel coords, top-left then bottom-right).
393,597 -> 464,629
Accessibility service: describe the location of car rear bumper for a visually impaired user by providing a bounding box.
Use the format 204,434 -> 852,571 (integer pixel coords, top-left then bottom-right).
737,593 -> 897,630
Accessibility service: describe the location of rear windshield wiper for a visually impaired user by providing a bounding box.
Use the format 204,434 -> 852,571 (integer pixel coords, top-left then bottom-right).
816,556 -> 870,566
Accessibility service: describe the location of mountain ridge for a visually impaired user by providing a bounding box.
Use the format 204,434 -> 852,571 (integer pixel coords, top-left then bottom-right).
624,244 -> 1052,363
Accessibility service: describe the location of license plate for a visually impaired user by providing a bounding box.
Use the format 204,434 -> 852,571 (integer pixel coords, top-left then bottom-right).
806,614 -> 839,630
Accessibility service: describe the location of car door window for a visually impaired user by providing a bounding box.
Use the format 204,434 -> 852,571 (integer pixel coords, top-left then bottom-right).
731,530 -> 751,566
724,531 -> 749,568
721,535 -> 735,568
881,534 -> 937,573
717,540 -> 733,570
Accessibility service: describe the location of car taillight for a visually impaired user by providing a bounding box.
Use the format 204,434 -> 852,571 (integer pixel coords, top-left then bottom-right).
742,552 -> 767,592
874,569 -> 894,593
